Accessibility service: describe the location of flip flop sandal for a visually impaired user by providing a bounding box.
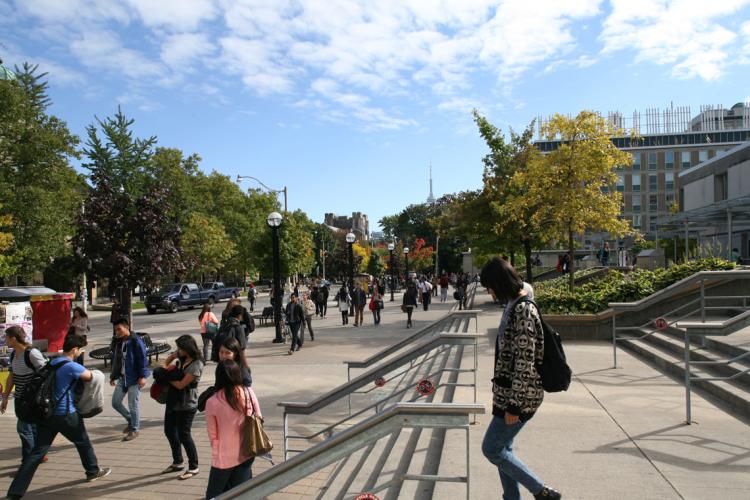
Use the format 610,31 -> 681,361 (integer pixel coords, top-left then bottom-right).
161,464 -> 184,474
179,469 -> 199,480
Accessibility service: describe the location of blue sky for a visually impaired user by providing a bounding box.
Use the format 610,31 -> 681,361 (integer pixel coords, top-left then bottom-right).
2,0 -> 750,230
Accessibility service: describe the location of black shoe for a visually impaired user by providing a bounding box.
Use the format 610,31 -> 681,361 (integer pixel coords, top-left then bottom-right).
534,487 -> 561,499
86,467 -> 112,482
272,338 -> 283,343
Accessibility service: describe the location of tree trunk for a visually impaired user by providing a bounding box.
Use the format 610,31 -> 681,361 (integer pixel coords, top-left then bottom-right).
510,250 -> 516,267
568,230 -> 575,292
523,238 -> 533,282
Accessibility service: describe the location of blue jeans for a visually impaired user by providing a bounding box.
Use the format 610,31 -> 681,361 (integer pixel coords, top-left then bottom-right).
8,412 -> 99,497
289,321 -> 301,351
205,459 -> 254,499
15,405 -> 37,463
112,377 -> 141,431
482,415 -> 544,500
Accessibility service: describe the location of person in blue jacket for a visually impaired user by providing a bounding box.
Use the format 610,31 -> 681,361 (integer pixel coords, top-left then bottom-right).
110,318 -> 150,442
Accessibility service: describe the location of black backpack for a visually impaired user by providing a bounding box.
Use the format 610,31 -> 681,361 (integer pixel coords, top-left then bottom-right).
16,359 -> 72,423
518,298 -> 572,393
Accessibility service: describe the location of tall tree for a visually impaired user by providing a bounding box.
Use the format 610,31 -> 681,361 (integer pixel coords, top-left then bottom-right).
514,111 -> 632,290
0,207 -> 15,278
181,213 -> 236,279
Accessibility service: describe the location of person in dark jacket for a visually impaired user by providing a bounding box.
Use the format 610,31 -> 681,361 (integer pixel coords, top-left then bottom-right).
285,294 -> 305,355
110,318 -> 150,442
220,298 -> 253,337
402,282 -> 418,328
318,285 -> 329,318
351,284 -> 367,327
212,305 -> 247,362
479,257 -> 560,500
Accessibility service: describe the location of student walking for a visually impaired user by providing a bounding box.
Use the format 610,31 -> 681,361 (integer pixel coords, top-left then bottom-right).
352,284 -> 367,327
285,294 -> 305,355
440,274 -> 450,303
479,257 -> 560,500
161,335 -> 204,480
199,304 -> 219,362
204,360 -> 262,498
212,305 -> 247,362
369,290 -> 382,325
70,306 -> 89,336
110,318 -> 150,442
300,292 -> 316,341
247,284 -> 256,312
418,278 -> 432,311
337,286 -> 351,325
1,327 -> 47,465
7,335 -> 111,499
402,282 -> 418,328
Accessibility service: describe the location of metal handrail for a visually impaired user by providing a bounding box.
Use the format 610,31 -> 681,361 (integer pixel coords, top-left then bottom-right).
219,403 -> 486,500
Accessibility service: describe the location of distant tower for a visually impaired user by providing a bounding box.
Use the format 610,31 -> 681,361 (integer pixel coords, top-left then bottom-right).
426,162 -> 436,204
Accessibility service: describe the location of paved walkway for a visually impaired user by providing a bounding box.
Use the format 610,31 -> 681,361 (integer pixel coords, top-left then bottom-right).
1,290 -> 748,499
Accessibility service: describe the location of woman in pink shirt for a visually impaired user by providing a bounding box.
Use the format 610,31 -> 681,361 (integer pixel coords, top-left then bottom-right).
199,304 -> 219,362
204,360 -> 261,499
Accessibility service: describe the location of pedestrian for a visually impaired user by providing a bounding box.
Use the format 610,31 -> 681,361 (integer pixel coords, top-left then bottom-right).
300,292 -> 316,341
352,284 -> 366,327
70,306 -> 89,336
369,289 -> 382,325
479,257 -> 560,500
418,277 -> 432,311
319,285 -> 329,318
431,275 -> 439,297
217,338 -> 252,386
212,305 -> 247,362
402,282 -> 418,328
285,294 -> 304,355
311,285 -> 320,317
204,360 -> 261,498
110,318 -> 150,442
247,283 -> 256,312
1,326 -> 47,466
221,298 -> 254,337
109,294 -> 122,335
161,335 -> 204,480
293,284 -> 299,298
6,335 -> 111,499
337,286 -> 351,325
199,304 -> 219,362
439,274 -> 450,303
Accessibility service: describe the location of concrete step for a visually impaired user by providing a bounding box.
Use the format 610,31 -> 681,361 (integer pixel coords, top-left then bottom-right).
660,324 -> 750,368
636,329 -> 750,391
619,337 -> 750,420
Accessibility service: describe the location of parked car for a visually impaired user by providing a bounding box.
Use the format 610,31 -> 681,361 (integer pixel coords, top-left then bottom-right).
201,282 -> 240,302
145,283 -> 211,314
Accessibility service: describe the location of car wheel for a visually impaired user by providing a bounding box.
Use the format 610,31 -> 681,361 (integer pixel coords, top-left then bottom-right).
146,306 -> 157,315
169,301 -> 179,313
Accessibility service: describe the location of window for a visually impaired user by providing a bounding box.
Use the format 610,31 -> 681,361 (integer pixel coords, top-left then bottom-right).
632,195 -> 641,212
699,150 -> 709,163
649,174 -> 657,191
715,173 -> 728,202
665,172 -> 674,191
632,174 -> 641,192
632,152 -> 641,170
633,214 -> 642,228
648,152 -> 657,170
666,193 -> 675,210
681,151 -> 691,168
616,174 -> 624,192
649,194 -> 658,212
650,216 -> 658,231
665,151 -> 674,169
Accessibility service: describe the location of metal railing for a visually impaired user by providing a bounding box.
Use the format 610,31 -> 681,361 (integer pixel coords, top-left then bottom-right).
610,270 -> 750,423
279,332 -> 479,459
219,403 -> 486,500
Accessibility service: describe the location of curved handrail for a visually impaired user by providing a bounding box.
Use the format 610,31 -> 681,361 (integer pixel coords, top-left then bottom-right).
609,270 -> 750,312
279,333 -> 479,414
220,402 -> 486,500
345,309 -> 479,369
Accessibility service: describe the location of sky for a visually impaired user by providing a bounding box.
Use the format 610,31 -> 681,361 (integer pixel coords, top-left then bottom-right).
2,0 -> 750,231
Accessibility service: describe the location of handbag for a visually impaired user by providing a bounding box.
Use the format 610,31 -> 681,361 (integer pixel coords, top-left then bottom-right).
205,320 -> 219,339
400,304 -> 407,313
376,299 -> 384,310
241,387 -> 273,457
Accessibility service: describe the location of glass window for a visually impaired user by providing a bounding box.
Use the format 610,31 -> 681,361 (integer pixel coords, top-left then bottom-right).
632,174 -> 641,192
699,150 -> 709,163
632,152 -> 641,170
632,195 -> 641,212
649,194 -> 657,212
648,152 -> 657,170
649,174 -> 657,191
633,214 -> 641,229
681,151 -> 691,168
665,151 -> 674,169
666,193 -> 675,208
665,172 -> 674,190
650,215 -> 657,230
616,174 -> 624,192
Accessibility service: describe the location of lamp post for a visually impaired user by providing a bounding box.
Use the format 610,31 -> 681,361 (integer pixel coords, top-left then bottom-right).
267,211 -> 284,343
346,232 -> 356,317
237,175 -> 288,212
403,246 -> 410,285
388,242 -> 395,302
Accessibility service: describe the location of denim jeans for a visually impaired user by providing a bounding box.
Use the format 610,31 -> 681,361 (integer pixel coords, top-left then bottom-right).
372,309 -> 381,324
481,415 -> 544,500
201,335 -> 213,362
205,459 -> 254,499
288,321 -> 301,351
112,377 -> 141,432
164,408 -> 199,470
300,316 -> 314,340
15,406 -> 37,463
8,412 -> 99,497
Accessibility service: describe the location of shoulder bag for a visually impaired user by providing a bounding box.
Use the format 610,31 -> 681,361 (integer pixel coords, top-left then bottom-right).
241,387 -> 273,457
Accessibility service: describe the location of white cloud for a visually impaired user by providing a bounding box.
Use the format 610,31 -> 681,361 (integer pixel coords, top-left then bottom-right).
15,0 -> 131,25
600,0 -> 750,81
160,33 -> 215,70
126,0 -> 217,31
70,29 -> 163,78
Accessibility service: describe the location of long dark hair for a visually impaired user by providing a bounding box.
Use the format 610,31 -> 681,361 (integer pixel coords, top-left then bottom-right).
175,334 -> 203,362
480,256 -> 523,302
220,337 -> 250,375
199,303 -> 211,322
215,360 -> 244,413
5,325 -> 29,346
73,306 -> 88,319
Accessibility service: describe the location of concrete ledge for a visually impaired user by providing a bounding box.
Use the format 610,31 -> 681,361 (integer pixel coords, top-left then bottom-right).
545,310 -> 614,340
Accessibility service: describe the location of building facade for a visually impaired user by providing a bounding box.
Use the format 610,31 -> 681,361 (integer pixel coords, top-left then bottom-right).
324,211 -> 370,240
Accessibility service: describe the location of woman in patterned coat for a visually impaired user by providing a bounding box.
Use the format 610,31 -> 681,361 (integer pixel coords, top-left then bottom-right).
480,257 -> 561,500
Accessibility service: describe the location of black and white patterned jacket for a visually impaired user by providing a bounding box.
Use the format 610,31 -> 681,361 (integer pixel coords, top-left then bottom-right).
492,299 -> 545,419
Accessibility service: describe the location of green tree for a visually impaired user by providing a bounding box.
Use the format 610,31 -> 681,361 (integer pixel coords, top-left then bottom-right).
182,213 -> 237,278
0,208 -> 15,278
366,249 -> 385,277
0,64 -> 83,281
514,111 -> 632,290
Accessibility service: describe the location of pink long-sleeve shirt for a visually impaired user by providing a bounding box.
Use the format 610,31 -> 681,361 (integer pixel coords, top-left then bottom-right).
205,386 -> 262,469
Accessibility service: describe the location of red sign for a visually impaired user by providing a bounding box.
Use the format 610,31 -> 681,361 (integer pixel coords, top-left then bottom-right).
355,494 -> 379,500
654,317 -> 669,331
374,377 -> 386,387
416,379 -> 435,396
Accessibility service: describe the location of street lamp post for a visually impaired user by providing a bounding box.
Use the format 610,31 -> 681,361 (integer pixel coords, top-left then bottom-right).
403,246 -> 410,285
346,232 -> 356,317
237,175 -> 288,212
388,242 -> 395,302
267,211 -> 284,343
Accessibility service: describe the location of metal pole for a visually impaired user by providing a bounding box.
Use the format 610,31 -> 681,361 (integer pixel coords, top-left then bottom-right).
348,242 -> 354,317
283,411 -> 289,460
612,312 -> 618,368
389,250 -> 395,302
405,253 -> 409,284
465,426 -> 471,500
728,209 -> 733,260
283,186 -> 288,213
272,226 -> 283,343
435,235 -> 440,277
684,223 -> 689,263
322,242 -> 326,280
684,332 -> 692,424
80,201 -> 87,313
700,278 -> 706,323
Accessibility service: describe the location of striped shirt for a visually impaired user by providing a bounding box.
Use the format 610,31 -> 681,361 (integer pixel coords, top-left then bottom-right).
10,348 -> 46,397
